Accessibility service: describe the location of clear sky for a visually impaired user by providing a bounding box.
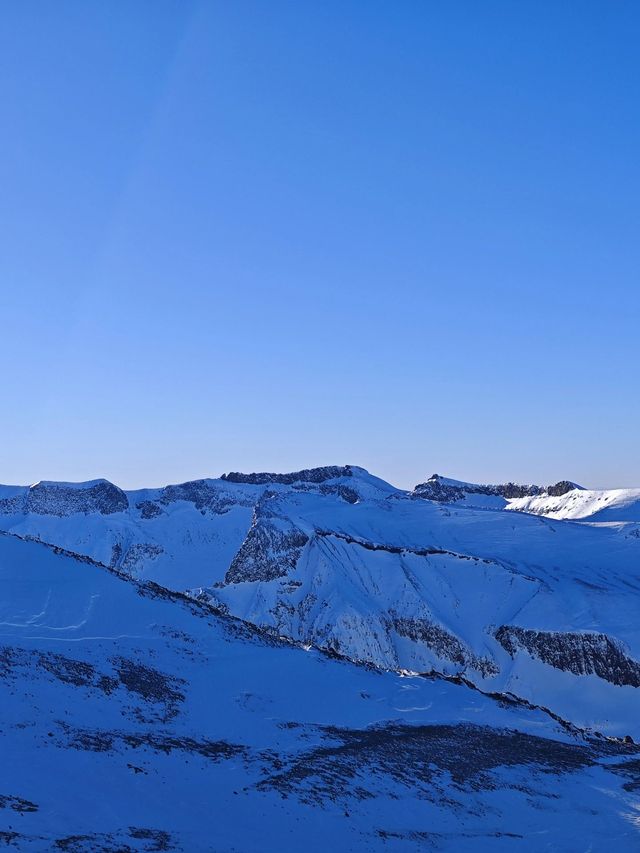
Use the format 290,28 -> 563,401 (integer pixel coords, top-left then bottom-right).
2,1 -> 639,490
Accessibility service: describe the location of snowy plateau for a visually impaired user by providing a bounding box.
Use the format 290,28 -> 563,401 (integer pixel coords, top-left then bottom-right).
1,466 -> 639,851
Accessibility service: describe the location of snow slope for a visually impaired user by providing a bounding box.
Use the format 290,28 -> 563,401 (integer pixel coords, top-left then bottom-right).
209,482 -> 640,739
1,533 -> 639,851
412,473 -> 640,524
1,466 -> 639,743
411,474 -> 581,510
508,487 -> 640,522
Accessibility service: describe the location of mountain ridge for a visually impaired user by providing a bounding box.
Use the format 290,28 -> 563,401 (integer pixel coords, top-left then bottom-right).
0,464 -> 637,743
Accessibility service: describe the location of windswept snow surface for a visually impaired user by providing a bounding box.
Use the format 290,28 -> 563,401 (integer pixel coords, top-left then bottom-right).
1,533 -> 639,851
0,466 -> 639,744
508,487 -> 640,522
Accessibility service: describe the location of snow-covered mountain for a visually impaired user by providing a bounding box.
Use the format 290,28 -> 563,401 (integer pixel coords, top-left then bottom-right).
508,487 -> 640,522
1,532 -> 639,850
0,466 -> 639,744
413,473 -> 640,524
0,467 -> 391,588
411,473 -> 582,510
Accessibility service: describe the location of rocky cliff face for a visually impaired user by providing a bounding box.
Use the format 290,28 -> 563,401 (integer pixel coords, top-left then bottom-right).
0,480 -> 129,516
412,474 -> 579,504
221,465 -> 355,486
496,626 -> 640,688
225,495 -> 310,584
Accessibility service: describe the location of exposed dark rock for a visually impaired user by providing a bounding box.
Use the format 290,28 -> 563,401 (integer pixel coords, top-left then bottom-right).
158,480 -> 250,514
546,480 -> 581,497
109,542 -> 123,569
128,828 -> 174,852
413,475 -> 543,503
391,614 -> 498,677
0,794 -> 38,813
136,500 -> 164,519
57,720 -> 247,764
225,519 -> 309,584
495,626 -> 640,687
611,757 -> 640,791
25,480 -> 129,516
413,475 -> 583,504
319,484 -> 360,504
0,493 -> 25,514
224,493 -> 309,584
36,653 -> 97,688
52,828 -> 178,852
221,466 -> 354,486
121,543 -> 164,575
256,722 -> 596,805
315,528 -> 494,564
112,657 -> 185,720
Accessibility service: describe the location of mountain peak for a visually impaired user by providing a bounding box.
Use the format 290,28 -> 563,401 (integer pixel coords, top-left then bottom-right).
414,475 -> 582,505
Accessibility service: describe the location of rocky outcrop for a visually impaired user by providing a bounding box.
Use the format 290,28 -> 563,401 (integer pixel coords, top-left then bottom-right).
158,480 -> 253,514
495,626 -> 640,688
413,474 -> 581,504
319,484 -> 360,504
221,466 -> 354,486
413,475 -> 543,503
546,481 -> 581,497
136,500 -> 164,519
225,523 -> 309,584
25,480 -> 129,516
390,614 -> 498,677
121,544 -> 165,576
225,494 -> 310,584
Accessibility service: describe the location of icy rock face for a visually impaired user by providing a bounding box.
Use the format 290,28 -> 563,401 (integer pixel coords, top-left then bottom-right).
221,465 -> 355,486
25,480 -> 129,516
156,479 -> 254,515
225,495 -> 309,584
496,626 -> 640,688
390,614 -> 499,678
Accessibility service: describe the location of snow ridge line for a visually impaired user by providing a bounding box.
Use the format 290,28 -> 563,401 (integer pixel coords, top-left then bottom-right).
314,528 -> 495,564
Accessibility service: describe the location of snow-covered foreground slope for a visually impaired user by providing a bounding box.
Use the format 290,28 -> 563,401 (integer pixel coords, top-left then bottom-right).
1,466 -> 639,744
1,533 -> 640,851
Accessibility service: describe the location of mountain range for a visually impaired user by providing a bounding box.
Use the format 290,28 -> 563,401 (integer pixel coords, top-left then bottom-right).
1,465 -> 639,849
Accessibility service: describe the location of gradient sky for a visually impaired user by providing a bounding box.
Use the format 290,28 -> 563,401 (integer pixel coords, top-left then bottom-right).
2,1 -> 639,490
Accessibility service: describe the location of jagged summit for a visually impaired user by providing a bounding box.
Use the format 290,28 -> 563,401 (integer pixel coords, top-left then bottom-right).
220,464 -> 358,486
413,473 -> 583,507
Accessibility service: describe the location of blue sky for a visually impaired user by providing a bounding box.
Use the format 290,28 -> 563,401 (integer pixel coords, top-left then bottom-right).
2,1 -> 639,489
